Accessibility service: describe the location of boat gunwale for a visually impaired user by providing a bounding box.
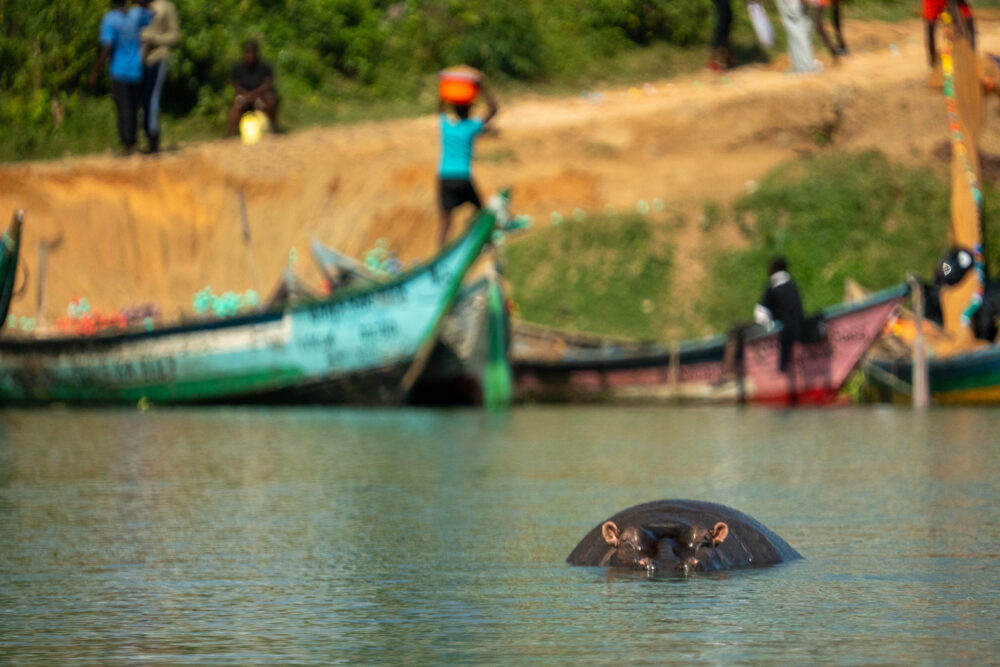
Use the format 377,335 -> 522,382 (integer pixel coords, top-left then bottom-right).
0,202 -> 500,353
515,283 -> 909,372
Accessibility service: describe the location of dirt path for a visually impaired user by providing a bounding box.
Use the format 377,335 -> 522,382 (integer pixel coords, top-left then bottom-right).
3,17 -> 1000,326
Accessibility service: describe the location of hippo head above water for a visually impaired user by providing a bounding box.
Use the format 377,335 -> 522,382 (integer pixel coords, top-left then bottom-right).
567,499 -> 803,575
600,519 -> 729,573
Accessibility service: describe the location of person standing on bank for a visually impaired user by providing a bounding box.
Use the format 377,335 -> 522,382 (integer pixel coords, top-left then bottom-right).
89,0 -> 153,156
776,0 -> 820,73
708,0 -> 734,71
225,40 -> 280,137
140,0 -> 181,154
754,256 -> 805,372
436,73 -> 498,248
924,0 -> 973,69
807,0 -> 847,61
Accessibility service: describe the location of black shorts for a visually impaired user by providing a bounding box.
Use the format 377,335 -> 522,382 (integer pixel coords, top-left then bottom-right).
439,178 -> 481,213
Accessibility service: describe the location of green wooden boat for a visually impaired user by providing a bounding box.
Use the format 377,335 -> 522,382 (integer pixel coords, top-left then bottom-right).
310,241 -> 511,407
0,195 -> 505,405
408,271 -> 511,407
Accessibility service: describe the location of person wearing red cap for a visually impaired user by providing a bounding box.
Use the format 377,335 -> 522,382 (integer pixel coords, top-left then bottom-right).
924,0 -> 974,68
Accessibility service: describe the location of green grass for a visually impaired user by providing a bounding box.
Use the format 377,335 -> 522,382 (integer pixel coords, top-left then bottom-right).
503,213 -> 675,341
505,150 -> 1000,341
0,89 -> 431,162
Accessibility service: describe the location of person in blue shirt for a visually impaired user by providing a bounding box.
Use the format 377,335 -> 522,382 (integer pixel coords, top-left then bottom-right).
437,78 -> 498,247
89,0 -> 153,155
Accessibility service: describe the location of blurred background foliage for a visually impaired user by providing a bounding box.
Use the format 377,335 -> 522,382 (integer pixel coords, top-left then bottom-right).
0,0 -> 953,160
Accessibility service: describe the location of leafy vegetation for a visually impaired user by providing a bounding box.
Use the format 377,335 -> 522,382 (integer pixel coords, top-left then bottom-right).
0,0 -> 980,161
505,151 -> 1000,340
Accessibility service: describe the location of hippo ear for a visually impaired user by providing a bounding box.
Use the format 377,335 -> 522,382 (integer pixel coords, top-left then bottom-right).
601,521 -> 621,547
711,522 -> 729,547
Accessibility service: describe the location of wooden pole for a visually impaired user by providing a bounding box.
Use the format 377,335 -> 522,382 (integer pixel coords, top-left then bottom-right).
669,340 -> 680,401
34,235 -> 62,332
908,274 -> 930,409
237,189 -> 262,297
35,241 -> 48,330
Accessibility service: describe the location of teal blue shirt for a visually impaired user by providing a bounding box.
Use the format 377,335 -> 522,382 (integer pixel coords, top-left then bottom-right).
438,115 -> 485,179
99,7 -> 152,83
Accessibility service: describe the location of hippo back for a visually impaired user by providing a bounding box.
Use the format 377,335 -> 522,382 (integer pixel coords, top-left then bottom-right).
566,499 -> 802,569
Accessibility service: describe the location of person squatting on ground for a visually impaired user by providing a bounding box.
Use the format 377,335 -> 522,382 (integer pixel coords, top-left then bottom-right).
806,0 -> 847,60
436,77 -> 498,248
755,256 -> 806,372
924,0 -> 973,68
140,0 -> 180,154
225,40 -> 280,137
708,0 -> 734,71
89,0 -> 153,156
776,0 -> 819,73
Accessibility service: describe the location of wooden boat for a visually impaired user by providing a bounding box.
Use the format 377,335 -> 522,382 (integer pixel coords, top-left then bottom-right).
864,7 -> 1000,405
309,238 -> 383,288
409,273 -> 511,406
513,284 -> 907,405
0,211 -> 24,329
868,343 -> 1000,404
310,240 -> 511,407
0,195 -> 503,405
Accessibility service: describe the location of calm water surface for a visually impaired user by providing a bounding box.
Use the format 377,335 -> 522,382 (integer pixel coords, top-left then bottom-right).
1,406 -> 998,664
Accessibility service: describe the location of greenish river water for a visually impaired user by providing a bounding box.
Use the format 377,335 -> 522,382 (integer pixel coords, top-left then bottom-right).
1,406 -> 998,664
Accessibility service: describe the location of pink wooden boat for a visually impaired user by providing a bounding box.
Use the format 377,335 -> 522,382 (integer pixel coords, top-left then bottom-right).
513,284 -> 907,405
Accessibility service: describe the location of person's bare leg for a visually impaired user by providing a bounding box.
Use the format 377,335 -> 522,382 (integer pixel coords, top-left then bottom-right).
813,5 -> 839,60
926,20 -> 938,68
262,92 -> 280,133
439,209 -> 453,248
224,100 -> 244,137
831,0 -> 846,52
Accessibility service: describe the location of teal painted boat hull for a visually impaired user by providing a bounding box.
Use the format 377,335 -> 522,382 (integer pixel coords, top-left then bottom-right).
409,269 -> 511,407
869,344 -> 1000,404
0,201 -> 501,406
310,233 -> 512,407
